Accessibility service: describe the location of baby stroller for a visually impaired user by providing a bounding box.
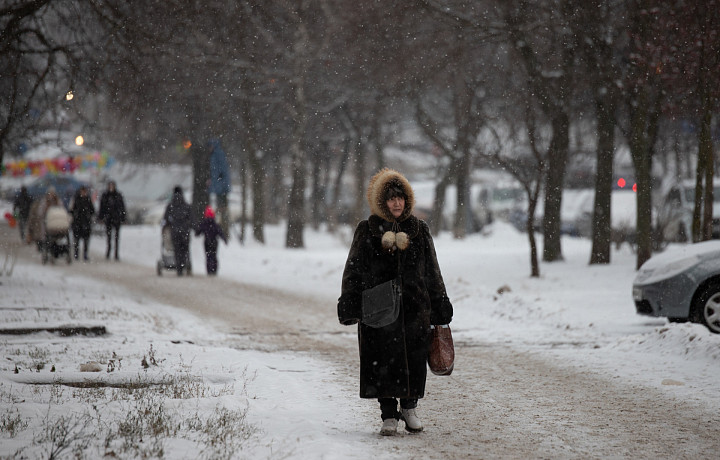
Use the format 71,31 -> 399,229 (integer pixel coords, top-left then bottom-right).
43,205 -> 72,265
156,222 -> 191,276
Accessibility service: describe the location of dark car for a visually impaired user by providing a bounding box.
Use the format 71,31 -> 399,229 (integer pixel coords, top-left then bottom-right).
632,240 -> 720,333
19,175 -> 91,208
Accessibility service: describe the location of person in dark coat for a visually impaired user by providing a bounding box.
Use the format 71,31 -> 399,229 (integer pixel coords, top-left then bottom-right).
13,185 -> 33,241
194,206 -> 227,275
98,181 -> 126,260
163,186 -> 193,276
70,185 -> 95,261
338,168 -> 453,436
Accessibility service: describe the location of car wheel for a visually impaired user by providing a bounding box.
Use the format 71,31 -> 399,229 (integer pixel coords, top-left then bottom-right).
691,283 -> 720,333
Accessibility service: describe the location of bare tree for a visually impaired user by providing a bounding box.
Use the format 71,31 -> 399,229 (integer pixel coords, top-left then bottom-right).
493,106 -> 547,277
570,0 -> 625,265
0,0 -> 133,165
502,0 -> 578,262
620,0 -> 664,269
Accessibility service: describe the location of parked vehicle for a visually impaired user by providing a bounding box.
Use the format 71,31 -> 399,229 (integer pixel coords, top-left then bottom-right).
413,179 -> 525,234
509,188 -> 595,237
656,179 -> 720,242
632,240 -> 720,333
475,181 -> 526,223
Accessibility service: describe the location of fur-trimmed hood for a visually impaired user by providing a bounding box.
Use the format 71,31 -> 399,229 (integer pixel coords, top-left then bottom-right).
366,168 -> 415,223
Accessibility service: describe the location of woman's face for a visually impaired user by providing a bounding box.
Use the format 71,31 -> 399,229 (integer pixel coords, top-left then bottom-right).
386,196 -> 405,219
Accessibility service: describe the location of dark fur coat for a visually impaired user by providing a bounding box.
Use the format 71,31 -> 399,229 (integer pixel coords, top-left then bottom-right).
70,192 -> 95,238
338,168 -> 453,399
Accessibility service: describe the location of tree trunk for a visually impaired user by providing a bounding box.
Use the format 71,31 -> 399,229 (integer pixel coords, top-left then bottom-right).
629,88 -> 657,269
353,139 -> 367,226
238,76 -> 265,243
310,144 -> 323,231
191,143 -> 210,224
248,139 -> 265,245
285,19 -> 310,249
453,150 -> 470,239
589,94 -> 616,264
526,177 -> 543,277
285,105 -> 308,248
432,165 -> 454,235
238,157 -> 247,244
699,95 -> 714,241
266,145 -> 284,224
452,75 -> 477,239
327,138 -> 350,233
692,149 -> 705,243
542,113 -> 569,262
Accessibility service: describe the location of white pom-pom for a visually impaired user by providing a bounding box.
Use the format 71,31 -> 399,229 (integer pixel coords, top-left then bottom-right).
382,231 -> 396,250
396,232 -> 409,250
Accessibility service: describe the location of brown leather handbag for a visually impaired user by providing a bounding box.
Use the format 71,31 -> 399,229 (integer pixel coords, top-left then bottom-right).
428,325 -> 454,376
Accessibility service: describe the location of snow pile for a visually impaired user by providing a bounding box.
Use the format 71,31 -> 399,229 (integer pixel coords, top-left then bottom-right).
610,322 -> 720,361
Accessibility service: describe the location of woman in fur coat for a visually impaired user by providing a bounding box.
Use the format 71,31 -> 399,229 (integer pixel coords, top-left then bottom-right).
338,168 -> 453,436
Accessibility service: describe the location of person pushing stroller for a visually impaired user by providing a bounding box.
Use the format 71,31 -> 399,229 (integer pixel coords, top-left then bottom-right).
195,206 -> 228,276
40,188 -> 72,264
163,186 -> 193,276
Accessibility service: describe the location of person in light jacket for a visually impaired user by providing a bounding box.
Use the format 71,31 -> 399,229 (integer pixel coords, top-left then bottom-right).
338,168 -> 453,436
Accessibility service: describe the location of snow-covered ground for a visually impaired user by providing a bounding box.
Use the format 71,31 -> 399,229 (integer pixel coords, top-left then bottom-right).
1,197 -> 719,458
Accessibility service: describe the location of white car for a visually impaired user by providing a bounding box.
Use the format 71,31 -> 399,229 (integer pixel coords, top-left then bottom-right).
633,240 -> 720,333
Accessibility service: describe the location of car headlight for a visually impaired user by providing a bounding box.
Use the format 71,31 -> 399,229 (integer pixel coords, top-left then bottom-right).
634,255 -> 700,284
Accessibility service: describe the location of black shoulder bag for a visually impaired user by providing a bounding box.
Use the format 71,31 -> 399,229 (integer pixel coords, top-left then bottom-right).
361,251 -> 405,328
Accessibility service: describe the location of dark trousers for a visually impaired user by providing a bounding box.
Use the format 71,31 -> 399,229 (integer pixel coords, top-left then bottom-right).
105,224 -> 120,259
379,398 -> 418,420
205,250 -> 218,275
73,235 -> 90,260
18,216 -> 28,241
172,234 -> 190,275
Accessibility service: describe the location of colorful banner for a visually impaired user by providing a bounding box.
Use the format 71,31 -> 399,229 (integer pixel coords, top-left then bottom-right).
1,151 -> 114,177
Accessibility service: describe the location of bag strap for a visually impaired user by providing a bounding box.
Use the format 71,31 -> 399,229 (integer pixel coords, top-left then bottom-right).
396,247 -> 407,281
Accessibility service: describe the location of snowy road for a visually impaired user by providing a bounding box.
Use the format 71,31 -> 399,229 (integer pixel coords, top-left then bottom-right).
31,240 -> 718,459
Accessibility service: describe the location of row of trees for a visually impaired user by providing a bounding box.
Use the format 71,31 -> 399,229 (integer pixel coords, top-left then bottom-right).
2,0 -> 719,275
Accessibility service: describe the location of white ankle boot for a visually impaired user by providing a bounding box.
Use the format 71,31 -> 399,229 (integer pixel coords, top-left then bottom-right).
379,418 -> 398,436
400,408 -> 423,432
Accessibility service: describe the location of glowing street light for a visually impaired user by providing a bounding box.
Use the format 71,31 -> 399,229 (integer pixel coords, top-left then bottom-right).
75,135 -> 84,146
66,91 -> 74,101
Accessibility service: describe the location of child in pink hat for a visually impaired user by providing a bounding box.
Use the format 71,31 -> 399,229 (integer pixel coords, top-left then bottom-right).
194,206 -> 228,275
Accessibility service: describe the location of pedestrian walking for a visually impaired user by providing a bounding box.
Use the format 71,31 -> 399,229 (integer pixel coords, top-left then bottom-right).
337,168 -> 454,436
98,181 -> 126,260
195,206 -> 228,275
70,185 -> 95,261
13,185 -> 33,241
163,186 -> 193,276
208,138 -> 232,238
